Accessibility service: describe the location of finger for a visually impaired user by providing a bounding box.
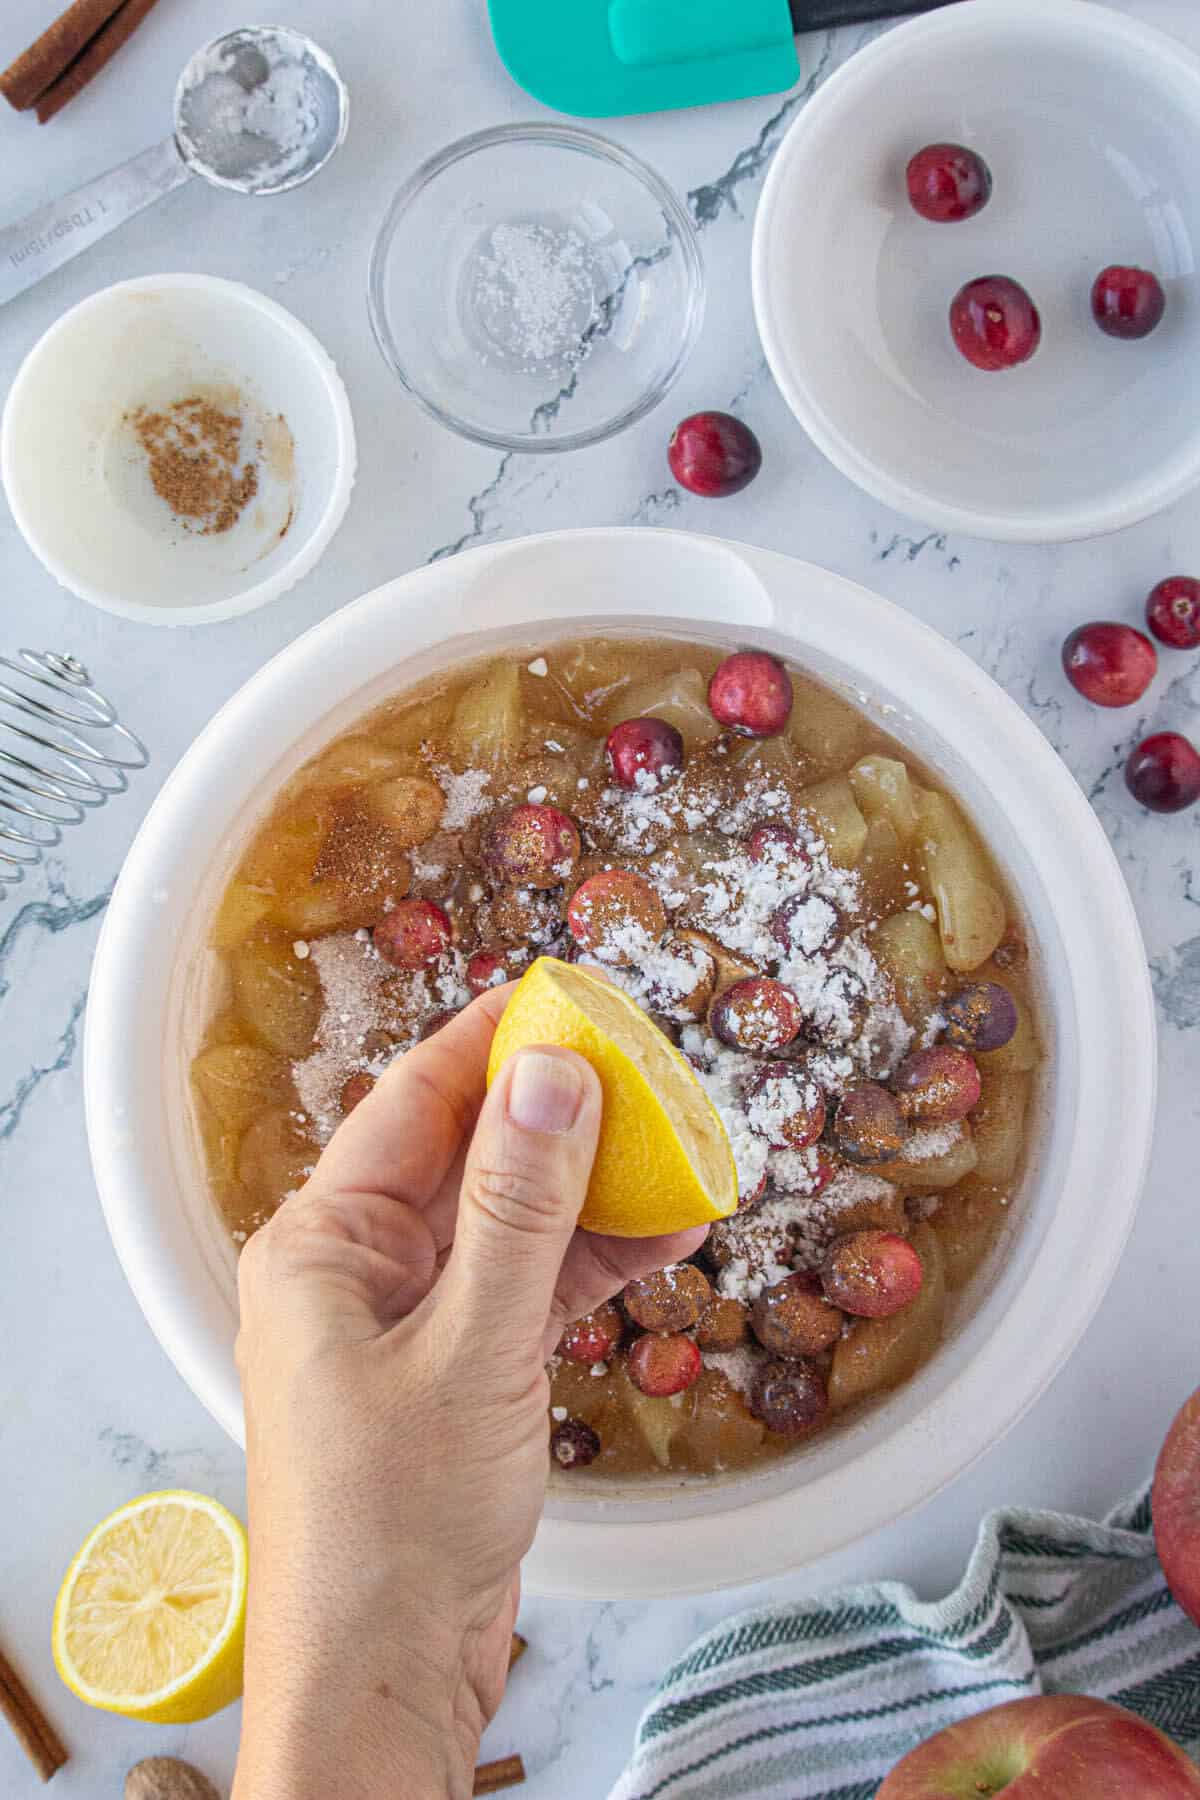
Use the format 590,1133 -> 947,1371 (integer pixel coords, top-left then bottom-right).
439,1046 -> 602,1356
544,1225 -> 711,1360
311,984 -> 514,1211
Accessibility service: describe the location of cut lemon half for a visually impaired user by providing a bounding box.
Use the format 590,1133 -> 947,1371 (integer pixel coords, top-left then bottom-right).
52,1490 -> 247,1724
487,956 -> 737,1237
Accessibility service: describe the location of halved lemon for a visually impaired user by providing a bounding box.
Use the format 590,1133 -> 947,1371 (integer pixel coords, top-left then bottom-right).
487,956 -> 737,1237
52,1490 -> 247,1723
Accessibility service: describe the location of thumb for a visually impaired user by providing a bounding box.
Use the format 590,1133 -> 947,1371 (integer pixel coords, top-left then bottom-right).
441,1046 -> 602,1351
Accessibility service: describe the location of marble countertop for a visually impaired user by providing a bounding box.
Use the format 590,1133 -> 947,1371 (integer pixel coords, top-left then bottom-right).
0,0 -> 1197,1793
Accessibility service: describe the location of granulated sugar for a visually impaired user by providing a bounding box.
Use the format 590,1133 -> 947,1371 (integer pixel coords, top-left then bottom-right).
471,222 -> 595,370
437,767 -> 491,830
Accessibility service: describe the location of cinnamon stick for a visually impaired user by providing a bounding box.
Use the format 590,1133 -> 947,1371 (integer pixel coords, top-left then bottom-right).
507,1632 -> 528,1669
0,0 -> 125,110
474,1755 -> 526,1795
0,1645 -> 68,1783
35,0 -> 163,124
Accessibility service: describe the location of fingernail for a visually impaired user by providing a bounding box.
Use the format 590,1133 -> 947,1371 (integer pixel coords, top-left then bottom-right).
507,1051 -> 585,1135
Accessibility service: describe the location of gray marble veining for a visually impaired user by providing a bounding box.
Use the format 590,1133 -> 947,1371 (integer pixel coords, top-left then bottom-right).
0,1 -> 1196,1795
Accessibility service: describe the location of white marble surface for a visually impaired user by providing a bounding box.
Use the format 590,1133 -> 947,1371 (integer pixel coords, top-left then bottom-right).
0,1 -> 1197,1794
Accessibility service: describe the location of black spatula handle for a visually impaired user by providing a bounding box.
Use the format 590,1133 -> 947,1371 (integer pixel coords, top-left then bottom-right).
790,0 -> 956,30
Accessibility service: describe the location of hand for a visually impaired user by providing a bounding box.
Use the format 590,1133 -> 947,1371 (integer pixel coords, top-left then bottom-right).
232,986 -> 707,1800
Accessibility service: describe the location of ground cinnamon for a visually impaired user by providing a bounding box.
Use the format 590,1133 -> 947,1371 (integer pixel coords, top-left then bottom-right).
0,1643 -> 68,1782
473,1754 -> 526,1795
129,395 -> 260,537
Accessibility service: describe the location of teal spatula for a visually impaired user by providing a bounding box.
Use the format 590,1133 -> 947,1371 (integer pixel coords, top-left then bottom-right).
488,0 -> 956,117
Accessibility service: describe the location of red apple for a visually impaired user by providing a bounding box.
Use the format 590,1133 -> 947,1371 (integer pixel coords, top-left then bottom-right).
878,1694 -> 1200,1797
1153,1385 -> 1200,1628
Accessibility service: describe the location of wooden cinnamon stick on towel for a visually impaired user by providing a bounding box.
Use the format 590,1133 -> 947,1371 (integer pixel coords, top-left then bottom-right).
0,1643 -> 68,1783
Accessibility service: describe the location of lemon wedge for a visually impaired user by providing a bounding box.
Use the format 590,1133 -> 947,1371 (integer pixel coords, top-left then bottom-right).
487,956 -> 737,1237
52,1490 -> 247,1723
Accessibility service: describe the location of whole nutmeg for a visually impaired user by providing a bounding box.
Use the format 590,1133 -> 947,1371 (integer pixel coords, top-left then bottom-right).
126,1757 -> 222,1800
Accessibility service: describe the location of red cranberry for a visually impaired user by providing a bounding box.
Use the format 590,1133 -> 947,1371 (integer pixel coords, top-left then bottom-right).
770,891 -> 845,960
942,982 -> 1018,1053
374,898 -> 452,970
708,651 -> 793,737
1091,265 -> 1166,340
739,1167 -> 769,1208
831,1082 -> 909,1164
806,967 -> 869,1048
483,803 -> 580,889
567,869 -> 667,959
822,1230 -> 924,1319
605,716 -> 684,791
339,1072 -> 375,1115
1062,621 -> 1157,708
1125,732 -> 1200,813
949,276 -> 1040,371
747,822 -> 811,879
748,1358 -> 828,1435
745,1062 -> 826,1149
550,1417 -> 601,1469
1146,576 -> 1200,651
710,976 -> 803,1053
891,1044 -> 981,1123
750,1272 -> 842,1357
559,1301 -> 624,1365
466,949 -> 513,996
627,1331 -> 702,1398
622,1264 -> 711,1333
668,410 -> 762,498
906,142 -> 992,223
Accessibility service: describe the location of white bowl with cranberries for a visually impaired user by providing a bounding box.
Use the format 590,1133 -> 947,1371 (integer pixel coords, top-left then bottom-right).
753,0 -> 1200,542
85,527 -> 1155,1597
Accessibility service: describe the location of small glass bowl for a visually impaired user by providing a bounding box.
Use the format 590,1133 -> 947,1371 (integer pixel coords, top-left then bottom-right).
367,123 -> 705,453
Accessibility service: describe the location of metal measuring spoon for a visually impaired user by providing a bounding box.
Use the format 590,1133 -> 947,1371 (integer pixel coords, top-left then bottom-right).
0,27 -> 348,308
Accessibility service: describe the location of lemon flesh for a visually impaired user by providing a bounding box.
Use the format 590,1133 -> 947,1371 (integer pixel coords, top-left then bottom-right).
487,957 -> 737,1237
52,1490 -> 247,1724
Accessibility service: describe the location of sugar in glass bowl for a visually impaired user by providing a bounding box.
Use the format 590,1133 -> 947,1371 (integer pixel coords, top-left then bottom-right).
367,123 -> 705,452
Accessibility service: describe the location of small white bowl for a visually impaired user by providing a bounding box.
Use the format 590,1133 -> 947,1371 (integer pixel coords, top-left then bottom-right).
753,0 -> 1200,542
85,527 -> 1155,1598
2,275 -> 356,625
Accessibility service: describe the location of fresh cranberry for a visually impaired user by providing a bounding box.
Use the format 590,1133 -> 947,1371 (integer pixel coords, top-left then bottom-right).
949,275 -> 1040,371
668,411 -> 762,498
550,1417 -> 601,1469
1062,621 -> 1157,708
559,1301 -> 624,1365
1146,577 -> 1200,651
809,1151 -> 836,1196
748,1358 -> 828,1435
891,1044 -> 981,1122
605,716 -> 684,791
627,1331 -> 702,1398
822,1230 -> 924,1319
567,868 -> 667,959
339,1071 -> 375,1115
1125,732 -> 1200,813
942,981 -> 1018,1053
906,142 -> 992,223
1091,265 -> 1166,340
708,651 -> 793,737
710,976 -> 803,1053
831,1082 -> 909,1164
770,892 -> 845,960
483,803 -> 580,889
466,949 -> 512,996
747,822 -> 811,879
745,1062 -> 826,1149
622,1264 -> 711,1333
739,1167 -> 769,1208
374,898 -> 452,969
750,1272 -> 842,1357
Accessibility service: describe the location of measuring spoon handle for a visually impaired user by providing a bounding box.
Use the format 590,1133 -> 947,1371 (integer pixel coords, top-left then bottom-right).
0,137 -> 191,309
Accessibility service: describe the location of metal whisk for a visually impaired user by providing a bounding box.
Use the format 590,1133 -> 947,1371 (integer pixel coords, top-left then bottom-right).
0,651 -> 148,893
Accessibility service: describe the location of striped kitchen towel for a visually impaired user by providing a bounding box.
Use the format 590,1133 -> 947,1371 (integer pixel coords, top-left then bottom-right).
608,1489 -> 1200,1799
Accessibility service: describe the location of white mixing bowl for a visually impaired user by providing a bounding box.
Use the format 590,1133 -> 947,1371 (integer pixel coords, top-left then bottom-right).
85,529 -> 1155,1598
